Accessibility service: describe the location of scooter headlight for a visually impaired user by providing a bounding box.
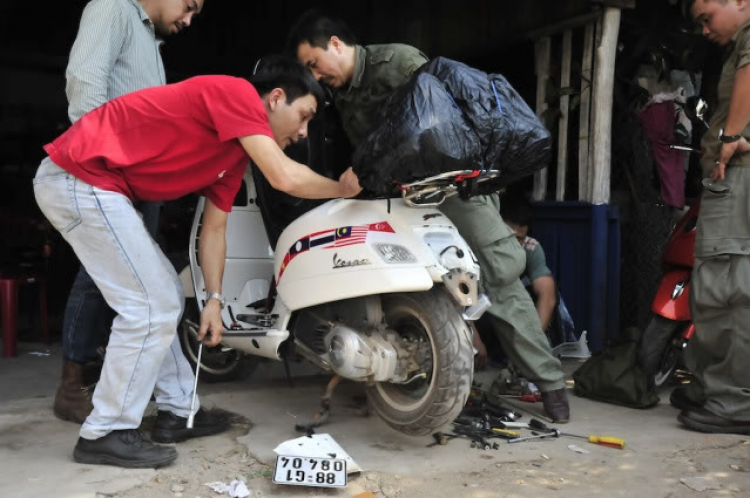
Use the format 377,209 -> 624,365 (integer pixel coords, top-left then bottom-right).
373,244 -> 417,264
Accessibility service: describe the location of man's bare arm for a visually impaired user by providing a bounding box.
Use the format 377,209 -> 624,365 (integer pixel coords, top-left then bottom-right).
197,199 -> 228,347
714,65 -> 750,179
238,135 -> 361,198
532,275 -> 556,331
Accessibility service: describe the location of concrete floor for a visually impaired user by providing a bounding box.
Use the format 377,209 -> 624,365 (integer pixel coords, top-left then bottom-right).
1,340 -> 749,498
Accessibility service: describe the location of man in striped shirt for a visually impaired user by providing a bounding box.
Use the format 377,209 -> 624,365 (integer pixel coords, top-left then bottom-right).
54,0 -> 204,425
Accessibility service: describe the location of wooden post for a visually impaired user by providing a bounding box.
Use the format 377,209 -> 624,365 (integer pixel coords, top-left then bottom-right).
588,15 -> 603,201
532,37 -> 551,201
590,8 -> 621,205
556,30 -> 573,202
579,22 -> 594,202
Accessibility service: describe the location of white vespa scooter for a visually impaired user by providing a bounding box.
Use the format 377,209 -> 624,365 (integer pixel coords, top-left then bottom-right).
181,165 -> 493,436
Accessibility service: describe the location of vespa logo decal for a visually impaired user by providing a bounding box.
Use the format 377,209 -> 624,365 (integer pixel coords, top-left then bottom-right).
278,221 -> 394,283
423,213 -> 443,220
332,253 -> 371,269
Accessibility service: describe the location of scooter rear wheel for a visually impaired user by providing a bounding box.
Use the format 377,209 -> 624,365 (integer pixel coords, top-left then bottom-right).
366,288 -> 474,436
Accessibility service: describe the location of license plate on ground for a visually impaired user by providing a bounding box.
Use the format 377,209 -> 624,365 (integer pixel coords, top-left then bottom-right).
273,455 -> 347,488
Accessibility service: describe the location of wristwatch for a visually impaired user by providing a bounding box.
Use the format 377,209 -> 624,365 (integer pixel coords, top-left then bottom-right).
206,292 -> 226,309
719,128 -> 743,143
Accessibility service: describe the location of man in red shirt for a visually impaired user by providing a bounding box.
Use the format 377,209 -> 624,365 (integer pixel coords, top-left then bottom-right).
33,56 -> 361,468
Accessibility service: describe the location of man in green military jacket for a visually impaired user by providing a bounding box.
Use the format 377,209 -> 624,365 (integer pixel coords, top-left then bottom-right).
288,13 -> 426,147
287,11 -> 570,422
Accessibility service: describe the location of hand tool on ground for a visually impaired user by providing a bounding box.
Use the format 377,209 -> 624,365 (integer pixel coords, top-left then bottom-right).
445,430 -> 492,449
528,418 -> 551,431
453,415 -> 520,438
528,418 -> 626,449
187,342 -> 203,429
492,428 -> 521,437
507,430 -> 560,444
561,432 -> 626,449
497,421 -> 530,429
452,421 -> 519,441
498,393 -> 542,403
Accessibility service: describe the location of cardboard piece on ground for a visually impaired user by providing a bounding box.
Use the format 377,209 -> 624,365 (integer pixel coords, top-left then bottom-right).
351,493 -> 378,498
273,433 -> 362,474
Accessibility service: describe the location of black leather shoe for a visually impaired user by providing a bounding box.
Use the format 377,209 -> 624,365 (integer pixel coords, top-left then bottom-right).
669,387 -> 702,412
74,429 -> 177,468
542,388 -> 570,423
151,408 -> 230,443
678,407 -> 750,435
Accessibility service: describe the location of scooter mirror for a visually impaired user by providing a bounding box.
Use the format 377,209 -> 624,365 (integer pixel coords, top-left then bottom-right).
685,96 -> 709,130
694,99 -> 707,122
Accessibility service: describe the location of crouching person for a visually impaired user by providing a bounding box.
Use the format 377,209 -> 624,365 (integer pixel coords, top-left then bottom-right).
33,56 -> 361,468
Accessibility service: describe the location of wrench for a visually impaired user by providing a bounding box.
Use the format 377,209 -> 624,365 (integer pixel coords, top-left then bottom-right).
507,429 -> 560,444
187,342 -> 203,429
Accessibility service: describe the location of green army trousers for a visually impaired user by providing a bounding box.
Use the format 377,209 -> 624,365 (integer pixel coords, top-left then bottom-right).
439,193 -> 565,392
686,167 -> 750,421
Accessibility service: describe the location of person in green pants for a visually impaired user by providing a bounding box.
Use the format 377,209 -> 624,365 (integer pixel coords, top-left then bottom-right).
674,0 -> 750,435
287,10 -> 570,422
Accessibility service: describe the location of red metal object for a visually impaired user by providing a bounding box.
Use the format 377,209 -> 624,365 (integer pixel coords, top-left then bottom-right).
651,201 -> 699,323
683,323 -> 696,340
648,200 -> 700,353
662,201 -> 699,269
651,269 -> 692,321
454,171 -> 481,182
0,273 -> 50,357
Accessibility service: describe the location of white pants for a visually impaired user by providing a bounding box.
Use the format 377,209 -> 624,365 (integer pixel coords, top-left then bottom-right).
34,158 -> 199,439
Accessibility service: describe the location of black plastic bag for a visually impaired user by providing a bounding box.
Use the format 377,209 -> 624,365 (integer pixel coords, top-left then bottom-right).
421,57 -> 551,192
352,72 -> 482,194
572,327 -> 660,409
352,57 -> 551,195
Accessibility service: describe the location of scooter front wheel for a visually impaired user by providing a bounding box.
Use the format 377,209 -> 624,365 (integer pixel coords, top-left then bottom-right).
366,288 -> 474,436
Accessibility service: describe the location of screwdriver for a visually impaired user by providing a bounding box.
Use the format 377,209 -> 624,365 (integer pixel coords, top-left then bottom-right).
508,431 -> 559,443
564,434 -> 626,449
529,419 -> 626,449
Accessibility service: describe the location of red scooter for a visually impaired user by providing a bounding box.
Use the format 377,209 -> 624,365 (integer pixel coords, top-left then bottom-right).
638,194 -> 698,386
637,97 -> 707,386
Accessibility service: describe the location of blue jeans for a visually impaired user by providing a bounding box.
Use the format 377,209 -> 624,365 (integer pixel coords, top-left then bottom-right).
34,158 -> 198,439
62,198 -> 163,364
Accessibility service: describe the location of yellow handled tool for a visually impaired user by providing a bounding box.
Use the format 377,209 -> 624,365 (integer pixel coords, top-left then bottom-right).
492,428 -> 520,437
584,435 -> 626,449
529,419 -> 625,449
564,431 -> 625,449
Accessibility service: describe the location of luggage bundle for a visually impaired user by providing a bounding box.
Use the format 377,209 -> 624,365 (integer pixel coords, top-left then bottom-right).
352,57 -> 552,195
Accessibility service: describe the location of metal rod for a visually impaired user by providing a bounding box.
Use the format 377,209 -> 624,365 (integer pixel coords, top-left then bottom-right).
187,342 -> 203,429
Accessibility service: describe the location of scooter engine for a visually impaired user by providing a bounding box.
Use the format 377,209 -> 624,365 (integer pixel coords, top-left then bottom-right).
325,325 -> 399,382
